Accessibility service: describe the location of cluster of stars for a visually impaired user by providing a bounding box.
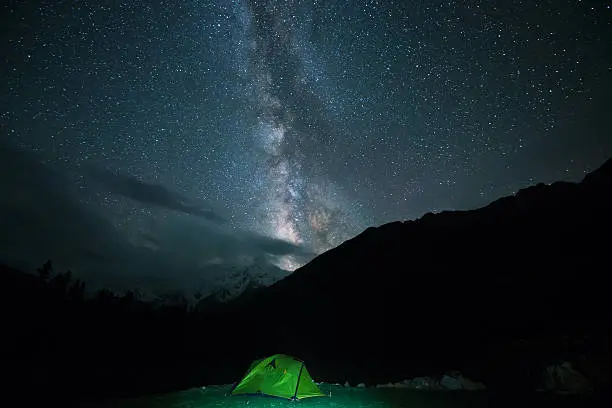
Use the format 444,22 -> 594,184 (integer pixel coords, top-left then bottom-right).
1,0 -> 610,273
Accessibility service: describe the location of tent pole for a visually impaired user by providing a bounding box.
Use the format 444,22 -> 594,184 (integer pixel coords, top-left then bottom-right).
292,362 -> 305,400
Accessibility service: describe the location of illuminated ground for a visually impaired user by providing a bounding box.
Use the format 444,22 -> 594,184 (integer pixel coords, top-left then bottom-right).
97,383 -> 593,408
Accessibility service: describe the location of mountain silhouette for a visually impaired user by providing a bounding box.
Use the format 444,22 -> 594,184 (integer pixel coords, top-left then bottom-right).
213,157 -> 612,387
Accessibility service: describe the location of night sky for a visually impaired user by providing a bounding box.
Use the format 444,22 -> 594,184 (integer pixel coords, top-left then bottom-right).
1,1 -> 610,292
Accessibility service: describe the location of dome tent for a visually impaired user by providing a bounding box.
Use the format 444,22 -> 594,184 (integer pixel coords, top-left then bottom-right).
230,354 -> 324,400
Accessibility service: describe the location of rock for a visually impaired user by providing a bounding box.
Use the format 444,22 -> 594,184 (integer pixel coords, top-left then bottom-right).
440,374 -> 463,390
457,376 -> 487,391
405,376 -> 442,390
343,381 -> 350,388
376,373 -> 486,391
357,383 -> 366,388
542,361 -> 592,395
440,372 -> 486,391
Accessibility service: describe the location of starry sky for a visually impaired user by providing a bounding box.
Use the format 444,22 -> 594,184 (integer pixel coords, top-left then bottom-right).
1,1 -> 611,292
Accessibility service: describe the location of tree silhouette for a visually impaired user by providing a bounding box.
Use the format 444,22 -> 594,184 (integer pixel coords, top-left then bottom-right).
36,259 -> 53,281
49,270 -> 72,295
95,288 -> 116,305
68,279 -> 86,302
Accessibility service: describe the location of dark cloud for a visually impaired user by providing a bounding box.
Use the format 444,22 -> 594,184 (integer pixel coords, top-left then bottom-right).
0,143 -> 129,272
140,215 -> 314,269
0,142 -> 311,293
243,232 -> 311,257
87,168 -> 225,223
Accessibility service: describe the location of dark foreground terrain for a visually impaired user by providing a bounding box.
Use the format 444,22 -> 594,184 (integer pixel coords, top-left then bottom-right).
2,158 -> 612,406
94,384 -> 607,408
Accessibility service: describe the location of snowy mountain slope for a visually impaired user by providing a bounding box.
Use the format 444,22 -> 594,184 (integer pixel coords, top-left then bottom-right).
195,262 -> 291,308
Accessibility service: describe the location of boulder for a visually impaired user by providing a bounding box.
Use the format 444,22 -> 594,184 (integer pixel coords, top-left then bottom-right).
375,373 -> 485,391
542,361 -> 592,395
403,377 -> 444,390
440,372 -> 486,391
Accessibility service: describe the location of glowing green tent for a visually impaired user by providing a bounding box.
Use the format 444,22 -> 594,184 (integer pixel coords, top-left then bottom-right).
230,354 -> 325,400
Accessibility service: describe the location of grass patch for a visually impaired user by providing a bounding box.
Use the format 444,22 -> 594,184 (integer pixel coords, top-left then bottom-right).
101,383 -> 492,408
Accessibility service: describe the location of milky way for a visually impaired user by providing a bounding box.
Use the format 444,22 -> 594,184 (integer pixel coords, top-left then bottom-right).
1,0 -> 610,286
235,0 -> 362,268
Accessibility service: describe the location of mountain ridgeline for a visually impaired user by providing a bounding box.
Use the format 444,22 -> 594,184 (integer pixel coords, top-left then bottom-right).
212,157 -> 612,388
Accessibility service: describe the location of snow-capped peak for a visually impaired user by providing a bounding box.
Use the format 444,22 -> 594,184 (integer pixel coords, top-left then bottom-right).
203,262 -> 291,304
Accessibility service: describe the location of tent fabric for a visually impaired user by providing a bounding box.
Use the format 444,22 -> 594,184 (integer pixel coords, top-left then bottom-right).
230,354 -> 324,400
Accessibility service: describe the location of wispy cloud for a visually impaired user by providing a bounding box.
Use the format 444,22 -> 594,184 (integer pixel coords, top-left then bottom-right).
87,168 -> 225,222
0,142 -> 313,293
